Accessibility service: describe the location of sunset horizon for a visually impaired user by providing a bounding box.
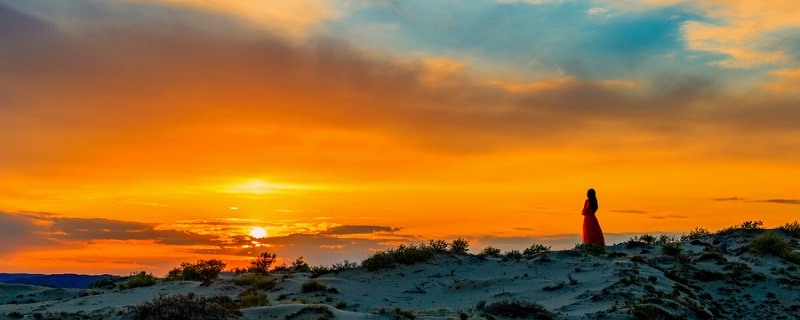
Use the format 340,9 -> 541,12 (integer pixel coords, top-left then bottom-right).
2,0 -> 799,277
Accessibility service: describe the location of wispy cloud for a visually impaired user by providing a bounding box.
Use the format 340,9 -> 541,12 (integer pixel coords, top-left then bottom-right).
712,197 -> 744,201
752,199 -> 800,205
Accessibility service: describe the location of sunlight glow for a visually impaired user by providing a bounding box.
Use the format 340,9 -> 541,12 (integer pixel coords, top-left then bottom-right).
249,227 -> 268,239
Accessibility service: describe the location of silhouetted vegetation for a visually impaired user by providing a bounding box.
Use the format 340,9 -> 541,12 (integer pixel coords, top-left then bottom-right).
478,246 -> 501,258
680,227 -> 710,242
661,243 -> 683,256
237,289 -> 270,308
300,279 -> 328,293
286,306 -> 333,320
574,243 -> 606,256
231,273 -> 276,290
523,244 -> 551,256
165,259 -> 226,284
450,238 -> 469,254
120,271 -> 157,290
361,244 -> 435,271
291,257 -> 310,272
88,276 -> 123,289
249,252 -> 277,274
717,220 -> 763,235
129,292 -> 242,320
779,221 -> 800,238
482,300 -> 554,319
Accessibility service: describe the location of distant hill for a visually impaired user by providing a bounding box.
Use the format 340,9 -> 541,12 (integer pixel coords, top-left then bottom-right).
0,273 -> 115,288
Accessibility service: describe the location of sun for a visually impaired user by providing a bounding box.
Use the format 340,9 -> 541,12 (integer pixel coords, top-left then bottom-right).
249,227 -> 268,239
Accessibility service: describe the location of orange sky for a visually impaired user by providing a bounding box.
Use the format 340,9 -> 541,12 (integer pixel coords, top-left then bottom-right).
1,0 -> 799,275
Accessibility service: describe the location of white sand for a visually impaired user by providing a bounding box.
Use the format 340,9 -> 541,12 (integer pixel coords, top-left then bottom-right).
2,230 -> 799,319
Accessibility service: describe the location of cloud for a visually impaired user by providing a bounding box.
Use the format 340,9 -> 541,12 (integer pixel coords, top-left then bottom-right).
611,209 -> 649,214
321,225 -> 402,235
753,199 -> 800,205
712,197 -> 744,201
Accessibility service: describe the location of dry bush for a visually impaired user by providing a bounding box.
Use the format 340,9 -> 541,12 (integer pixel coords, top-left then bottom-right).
130,292 -> 242,320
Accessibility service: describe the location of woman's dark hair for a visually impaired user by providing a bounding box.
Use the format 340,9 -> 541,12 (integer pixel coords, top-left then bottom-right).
587,188 -> 598,213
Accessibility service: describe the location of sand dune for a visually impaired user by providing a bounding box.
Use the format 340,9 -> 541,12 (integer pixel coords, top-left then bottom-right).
2,229 -> 799,319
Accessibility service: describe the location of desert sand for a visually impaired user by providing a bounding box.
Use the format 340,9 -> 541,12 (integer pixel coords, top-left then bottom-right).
1,229 -> 799,319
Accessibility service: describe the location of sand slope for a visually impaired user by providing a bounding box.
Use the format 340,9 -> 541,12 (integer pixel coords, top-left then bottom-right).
2,230 -> 799,319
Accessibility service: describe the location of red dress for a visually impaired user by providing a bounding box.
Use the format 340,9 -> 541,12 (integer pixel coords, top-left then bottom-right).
582,199 -> 605,245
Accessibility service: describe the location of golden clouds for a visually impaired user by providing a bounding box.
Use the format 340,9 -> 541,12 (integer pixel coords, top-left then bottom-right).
681,1 -> 800,68
762,69 -> 800,93
141,0 -> 341,37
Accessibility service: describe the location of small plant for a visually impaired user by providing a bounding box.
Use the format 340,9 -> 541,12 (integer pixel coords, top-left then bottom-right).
629,234 -> 657,244
238,289 -> 270,308
697,251 -> 727,263
574,243 -> 606,256
285,306 -> 334,320
450,238 -> 470,254
503,250 -> 523,261
482,300 -> 554,319
120,271 -> 157,290
292,257 -> 310,272
718,220 -> 764,234
361,244 -> 435,271
88,276 -> 123,289
393,308 -> 416,320
300,279 -> 328,293
680,227 -> 711,242
542,281 -> 565,291
165,259 -> 227,284
310,265 -> 332,278
661,243 -> 682,256
429,239 -> 449,252
130,292 -> 242,320
632,304 -> 683,320
335,300 -> 348,309
8,311 -> 24,318
523,244 -> 551,256
249,252 -> 278,274
476,300 -> 487,310
779,221 -> 800,238
232,273 -> 276,290
478,246 -> 502,258
749,232 -> 799,263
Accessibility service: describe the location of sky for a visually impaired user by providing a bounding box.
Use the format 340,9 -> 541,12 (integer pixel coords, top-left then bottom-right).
1,0 -> 799,275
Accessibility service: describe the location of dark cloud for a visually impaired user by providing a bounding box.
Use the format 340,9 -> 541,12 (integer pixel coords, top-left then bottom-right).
321,225 -> 401,235
0,211 -> 56,252
512,227 -> 534,231
650,214 -> 688,220
611,209 -> 649,214
752,199 -> 800,205
713,197 -> 744,201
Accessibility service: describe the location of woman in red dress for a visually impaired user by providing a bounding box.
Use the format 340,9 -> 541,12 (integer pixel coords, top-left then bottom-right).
582,188 -> 605,245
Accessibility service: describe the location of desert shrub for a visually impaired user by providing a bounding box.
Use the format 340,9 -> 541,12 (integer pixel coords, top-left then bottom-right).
309,266 -> 331,278
361,244 -> 435,271
450,238 -> 470,254
335,300 -> 348,309
523,244 -> 551,256
779,221 -> 800,238
503,250 -> 523,261
478,246 -> 502,258
7,311 -> 24,318
482,300 -> 555,319
291,257 -> 310,273
129,292 -> 242,320
249,252 -> 277,274
661,243 -> 683,256
749,232 -> 799,264
393,308 -> 416,320
330,260 -> 359,272
166,259 -> 226,284
630,234 -> 657,244
88,276 -> 122,289
718,220 -> 764,234
285,306 -> 333,320
697,251 -> 727,263
231,273 -> 276,290
429,239 -> 449,253
680,227 -> 711,242
632,304 -> 683,320
575,243 -> 606,256
237,290 -> 270,308
120,271 -> 157,290
300,279 -> 328,293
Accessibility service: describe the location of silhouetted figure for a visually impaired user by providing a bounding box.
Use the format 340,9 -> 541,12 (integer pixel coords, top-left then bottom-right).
582,188 -> 605,245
